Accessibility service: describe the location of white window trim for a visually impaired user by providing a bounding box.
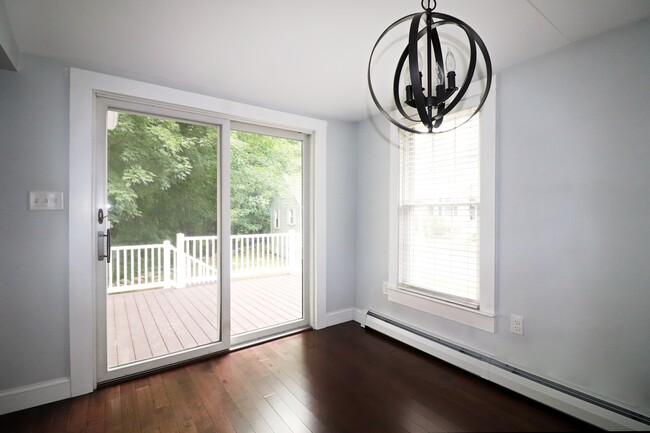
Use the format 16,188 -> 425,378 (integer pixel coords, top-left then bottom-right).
69,68 -> 327,396
385,77 -> 496,333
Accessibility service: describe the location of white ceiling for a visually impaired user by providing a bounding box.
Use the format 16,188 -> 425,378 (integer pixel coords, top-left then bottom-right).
4,0 -> 650,121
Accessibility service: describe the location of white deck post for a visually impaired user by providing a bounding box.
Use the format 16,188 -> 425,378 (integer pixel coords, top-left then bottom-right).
175,233 -> 186,288
163,240 -> 171,288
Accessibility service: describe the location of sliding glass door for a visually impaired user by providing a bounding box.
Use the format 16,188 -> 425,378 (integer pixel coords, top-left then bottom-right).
94,99 -> 310,382
95,98 -> 231,383
229,124 -> 309,344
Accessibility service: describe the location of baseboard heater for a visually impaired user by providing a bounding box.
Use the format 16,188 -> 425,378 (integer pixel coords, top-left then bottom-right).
364,310 -> 649,431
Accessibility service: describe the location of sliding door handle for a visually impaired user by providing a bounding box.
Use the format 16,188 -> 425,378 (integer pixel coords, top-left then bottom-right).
98,229 -> 111,263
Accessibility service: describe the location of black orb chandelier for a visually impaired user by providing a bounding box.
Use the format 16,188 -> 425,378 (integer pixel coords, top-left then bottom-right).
368,0 -> 492,133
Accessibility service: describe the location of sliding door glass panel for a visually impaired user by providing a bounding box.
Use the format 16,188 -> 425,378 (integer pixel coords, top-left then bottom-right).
105,110 -> 221,370
230,130 -> 304,337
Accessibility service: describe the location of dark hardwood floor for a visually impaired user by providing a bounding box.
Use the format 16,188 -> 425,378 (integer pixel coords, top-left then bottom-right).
0,322 -> 598,432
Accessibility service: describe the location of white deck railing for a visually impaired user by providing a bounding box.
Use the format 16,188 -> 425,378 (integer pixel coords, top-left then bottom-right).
108,232 -> 300,294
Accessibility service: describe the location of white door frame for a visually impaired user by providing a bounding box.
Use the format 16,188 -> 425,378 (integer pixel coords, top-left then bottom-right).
69,68 -> 327,395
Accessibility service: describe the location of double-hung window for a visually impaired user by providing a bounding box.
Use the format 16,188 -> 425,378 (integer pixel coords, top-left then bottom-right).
399,110 -> 481,306
386,79 -> 496,332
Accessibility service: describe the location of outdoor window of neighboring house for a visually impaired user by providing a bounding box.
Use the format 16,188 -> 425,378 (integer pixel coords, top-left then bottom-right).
386,79 -> 496,332
288,208 -> 295,225
274,210 -> 279,229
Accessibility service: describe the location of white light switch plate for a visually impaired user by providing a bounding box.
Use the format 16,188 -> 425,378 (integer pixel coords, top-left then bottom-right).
29,191 -> 64,210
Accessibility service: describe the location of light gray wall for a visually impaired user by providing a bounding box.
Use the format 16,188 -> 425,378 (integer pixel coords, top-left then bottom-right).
0,55 -> 357,392
325,119 -> 356,312
0,0 -> 19,71
354,18 -> 650,415
0,55 -> 70,389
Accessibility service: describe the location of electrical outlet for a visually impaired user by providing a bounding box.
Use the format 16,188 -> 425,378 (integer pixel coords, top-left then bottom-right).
510,314 -> 524,335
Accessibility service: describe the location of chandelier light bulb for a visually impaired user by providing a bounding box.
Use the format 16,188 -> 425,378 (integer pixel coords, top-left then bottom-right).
445,49 -> 456,72
435,62 -> 444,86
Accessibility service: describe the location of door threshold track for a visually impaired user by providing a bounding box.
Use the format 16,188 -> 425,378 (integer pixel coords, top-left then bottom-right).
230,326 -> 312,352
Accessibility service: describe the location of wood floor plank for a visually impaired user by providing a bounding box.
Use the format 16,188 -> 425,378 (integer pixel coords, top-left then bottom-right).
45,400 -> 71,433
308,326 -> 464,431
86,421 -> 106,433
304,327 -> 471,431
108,274 -> 304,363
154,405 -> 180,433
159,367 -> 201,433
134,292 -> 168,358
148,374 -> 170,410
230,294 -> 277,329
124,293 -> 154,361
161,366 -> 221,433
261,339 -> 409,433
241,347 -> 331,433
231,316 -> 246,335
120,381 -> 140,433
113,294 -> 136,365
210,357 -> 274,432
234,280 -> 301,319
134,384 -> 159,433
104,385 -> 123,433
107,296 -> 118,369
241,274 -> 301,302
1,323 -> 601,433
145,293 -> 184,356
242,278 -> 302,311
162,290 -> 210,346
173,289 -> 219,342
184,363 -> 242,433
86,387 -> 108,430
262,375 -> 331,433
66,394 -> 90,433
226,353 -> 296,433
0,409 -> 34,433
337,325 -> 532,431
153,290 -> 199,350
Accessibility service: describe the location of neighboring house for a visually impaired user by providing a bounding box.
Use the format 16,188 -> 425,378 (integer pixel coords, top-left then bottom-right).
270,175 -> 302,233
270,195 -> 301,233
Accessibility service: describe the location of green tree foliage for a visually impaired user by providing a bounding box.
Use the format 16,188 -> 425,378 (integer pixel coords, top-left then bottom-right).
230,131 -> 301,235
107,112 -> 301,246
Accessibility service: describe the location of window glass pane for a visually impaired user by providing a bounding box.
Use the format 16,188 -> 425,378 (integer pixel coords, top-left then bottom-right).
399,110 -> 480,304
105,110 -> 221,369
230,130 -> 304,336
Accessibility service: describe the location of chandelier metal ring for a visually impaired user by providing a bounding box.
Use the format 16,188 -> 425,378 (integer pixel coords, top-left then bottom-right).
368,8 -> 492,134
421,0 -> 436,12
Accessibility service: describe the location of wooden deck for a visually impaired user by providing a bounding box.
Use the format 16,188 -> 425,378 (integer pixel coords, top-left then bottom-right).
107,273 -> 302,368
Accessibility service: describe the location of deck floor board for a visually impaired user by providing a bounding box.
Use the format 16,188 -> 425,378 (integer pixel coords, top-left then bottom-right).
108,273 -> 302,368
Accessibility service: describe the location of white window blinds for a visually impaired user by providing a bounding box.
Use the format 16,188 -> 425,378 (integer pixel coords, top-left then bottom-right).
399,109 -> 481,307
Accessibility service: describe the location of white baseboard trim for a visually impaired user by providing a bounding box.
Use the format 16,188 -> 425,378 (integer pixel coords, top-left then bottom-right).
353,308 -> 367,327
364,312 -> 649,431
0,377 -> 71,416
325,308 -> 355,327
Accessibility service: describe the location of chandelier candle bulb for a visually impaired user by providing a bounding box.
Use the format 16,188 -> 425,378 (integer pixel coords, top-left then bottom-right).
446,49 -> 457,89
445,49 -> 456,71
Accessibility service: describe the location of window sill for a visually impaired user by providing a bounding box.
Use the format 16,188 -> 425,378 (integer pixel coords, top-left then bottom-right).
383,283 -> 495,333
